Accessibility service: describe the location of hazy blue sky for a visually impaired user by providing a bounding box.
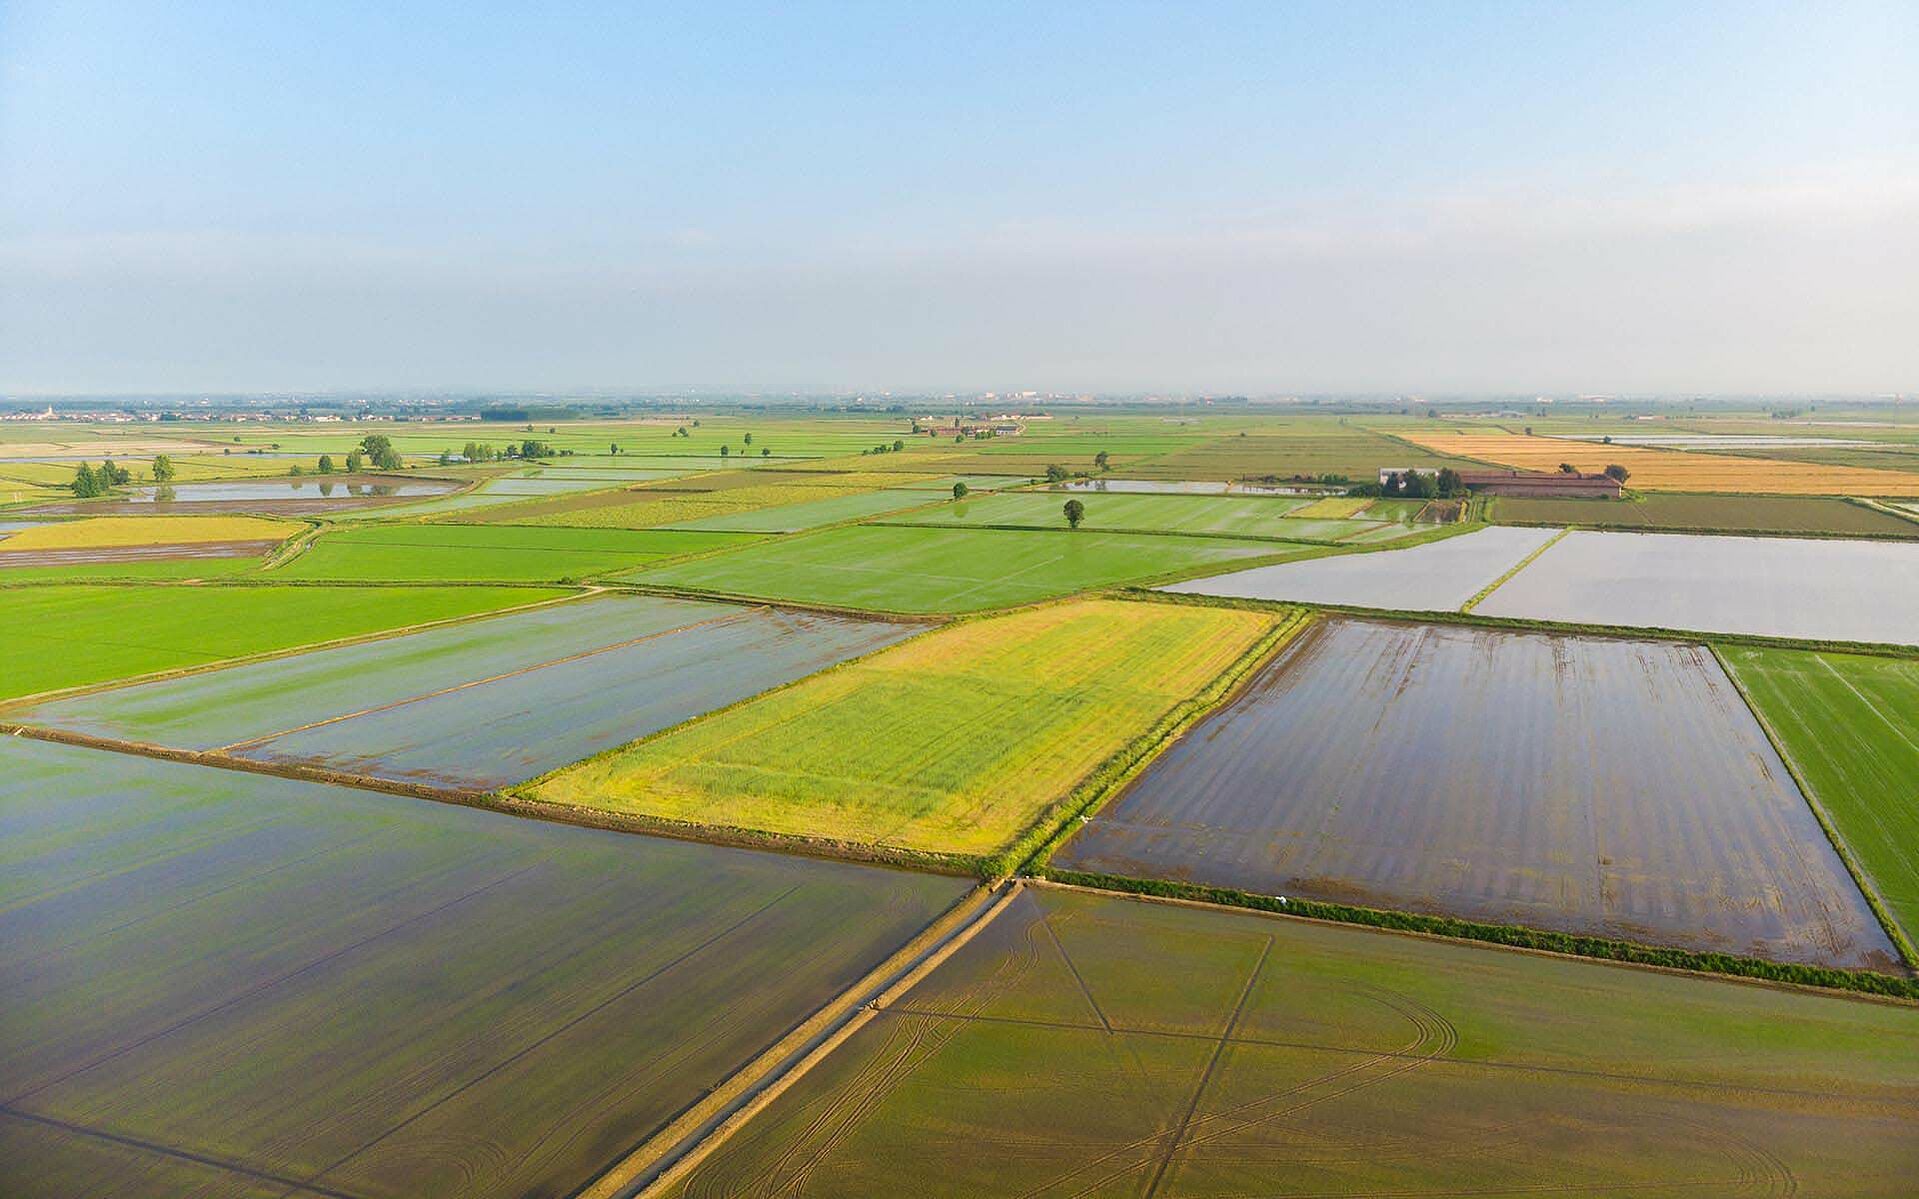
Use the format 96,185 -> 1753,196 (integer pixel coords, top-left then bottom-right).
3,1 -> 1914,394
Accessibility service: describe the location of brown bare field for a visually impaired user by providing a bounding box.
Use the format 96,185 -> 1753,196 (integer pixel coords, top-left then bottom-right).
1054,618 -> 1896,969
0,539 -> 281,569
1401,430 -> 1919,495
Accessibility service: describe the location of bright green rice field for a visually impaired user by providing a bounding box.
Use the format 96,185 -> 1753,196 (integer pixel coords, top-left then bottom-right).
625,524 -> 1307,613
1722,646 -> 1919,947
884,489 -> 1397,541
266,523 -> 758,582
0,583 -> 566,701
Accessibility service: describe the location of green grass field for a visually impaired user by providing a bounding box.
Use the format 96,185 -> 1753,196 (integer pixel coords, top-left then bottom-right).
523,600 -> 1288,859
0,555 -> 268,582
668,885 -> 1919,1198
0,583 -> 566,701
1721,646 -> 1919,946
626,524 -> 1306,612
266,522 -> 757,581
882,490 -> 1379,540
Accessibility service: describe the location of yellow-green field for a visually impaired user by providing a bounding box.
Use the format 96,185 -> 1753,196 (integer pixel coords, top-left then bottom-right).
0,515 -> 295,551
521,599 -> 1287,860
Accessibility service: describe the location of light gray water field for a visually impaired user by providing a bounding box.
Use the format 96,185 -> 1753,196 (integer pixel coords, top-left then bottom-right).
1476,530 -> 1919,645
239,605 -> 918,788
128,478 -> 455,502
1159,524 -> 1558,610
0,739 -> 965,1199
1055,618 -> 1896,969
11,592 -> 739,748
16,593 -> 919,790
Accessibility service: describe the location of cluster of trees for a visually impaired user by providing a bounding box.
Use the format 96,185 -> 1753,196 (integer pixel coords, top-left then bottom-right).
358,435 -> 404,470
1349,467 -> 1466,499
861,440 -> 907,456
440,438 -> 562,464
69,460 -> 133,497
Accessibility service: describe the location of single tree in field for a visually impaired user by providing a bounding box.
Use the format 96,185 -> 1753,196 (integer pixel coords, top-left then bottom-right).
952,481 -> 969,500
1064,498 -> 1085,529
610,442 -> 619,455
1045,463 -> 1069,483
151,454 -> 176,482
720,444 -> 730,457
346,450 -> 364,473
1603,463 -> 1630,483
70,463 -> 100,498
762,447 -> 771,457
1094,450 -> 1110,472
317,454 -> 334,474
893,439 -> 905,452
743,432 -> 753,445
1558,462 -> 1577,474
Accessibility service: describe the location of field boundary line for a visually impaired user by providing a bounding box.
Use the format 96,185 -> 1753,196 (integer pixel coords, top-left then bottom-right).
0,585 -> 598,713
1459,526 -> 1567,613
1028,875 -> 1919,1001
1712,645 -> 1919,969
213,606 -> 765,752
585,882 -> 1022,1199
595,578 -> 951,624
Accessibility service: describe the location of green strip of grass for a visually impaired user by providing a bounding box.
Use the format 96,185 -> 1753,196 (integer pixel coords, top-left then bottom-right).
1718,645 -> 1919,960
0,583 -> 569,702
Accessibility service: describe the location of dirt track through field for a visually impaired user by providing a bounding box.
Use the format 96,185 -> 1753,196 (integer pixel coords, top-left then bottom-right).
663,887 -> 1919,1198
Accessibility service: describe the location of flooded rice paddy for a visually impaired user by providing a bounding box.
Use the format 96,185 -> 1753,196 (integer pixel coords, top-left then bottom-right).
0,739 -> 964,1199
1160,525 -> 1557,610
1055,618 -> 1895,968
15,592 -> 920,789
1477,530 -> 1919,645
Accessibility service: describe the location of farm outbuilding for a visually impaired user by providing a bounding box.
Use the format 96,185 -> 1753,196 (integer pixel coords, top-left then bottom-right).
1458,469 -> 1624,498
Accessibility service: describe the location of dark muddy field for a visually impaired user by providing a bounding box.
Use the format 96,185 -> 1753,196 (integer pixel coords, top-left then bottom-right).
1054,618 -> 1896,969
0,539 -> 282,568
0,739 -> 965,1199
667,886 -> 1919,1198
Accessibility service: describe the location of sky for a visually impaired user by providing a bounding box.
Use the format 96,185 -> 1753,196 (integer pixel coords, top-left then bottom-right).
2,1 -> 1915,396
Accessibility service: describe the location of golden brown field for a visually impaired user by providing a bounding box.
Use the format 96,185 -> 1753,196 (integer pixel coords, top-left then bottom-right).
1400,431 -> 1919,496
